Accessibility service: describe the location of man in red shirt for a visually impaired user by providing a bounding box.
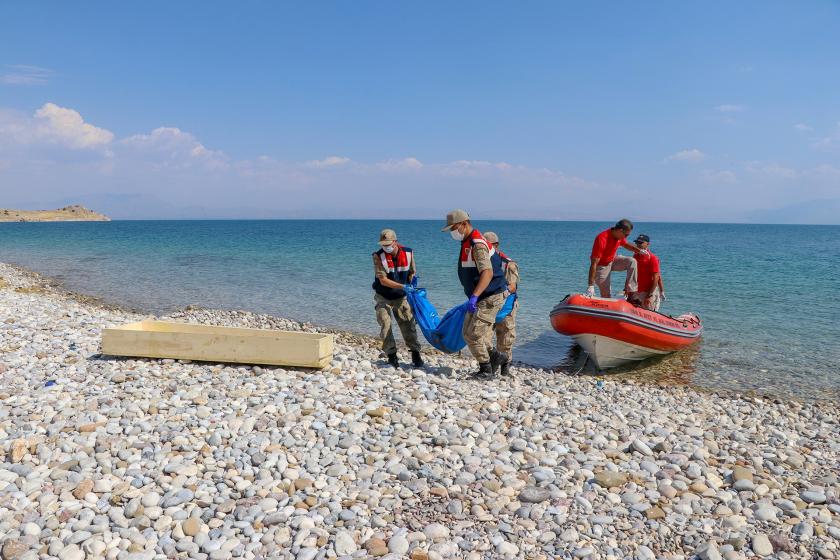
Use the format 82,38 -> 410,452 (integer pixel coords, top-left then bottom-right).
587,219 -> 647,299
632,234 -> 665,311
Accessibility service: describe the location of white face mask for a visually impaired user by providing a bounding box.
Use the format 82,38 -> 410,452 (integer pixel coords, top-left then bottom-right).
450,229 -> 465,241
382,244 -> 396,254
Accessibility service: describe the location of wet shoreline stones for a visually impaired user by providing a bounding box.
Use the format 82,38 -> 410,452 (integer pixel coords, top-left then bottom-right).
1,261 -> 839,559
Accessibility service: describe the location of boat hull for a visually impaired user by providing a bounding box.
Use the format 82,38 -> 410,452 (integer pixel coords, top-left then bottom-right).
550,294 -> 702,369
571,333 -> 671,369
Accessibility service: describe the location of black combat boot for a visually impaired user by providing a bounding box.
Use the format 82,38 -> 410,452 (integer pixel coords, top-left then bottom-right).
470,362 -> 492,379
489,349 -> 509,375
500,361 -> 511,376
411,350 -> 424,367
387,353 -> 399,368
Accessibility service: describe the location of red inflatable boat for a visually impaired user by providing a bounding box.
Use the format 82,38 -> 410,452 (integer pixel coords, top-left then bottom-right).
550,294 -> 702,369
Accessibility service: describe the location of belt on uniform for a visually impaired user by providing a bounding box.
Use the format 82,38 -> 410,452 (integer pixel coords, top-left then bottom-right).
478,288 -> 506,302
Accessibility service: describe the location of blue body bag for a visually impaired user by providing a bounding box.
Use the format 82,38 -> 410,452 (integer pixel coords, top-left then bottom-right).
404,285 -> 517,353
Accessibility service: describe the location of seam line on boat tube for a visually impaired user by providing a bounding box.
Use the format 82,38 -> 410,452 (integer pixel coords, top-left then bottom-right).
550,306 -> 703,339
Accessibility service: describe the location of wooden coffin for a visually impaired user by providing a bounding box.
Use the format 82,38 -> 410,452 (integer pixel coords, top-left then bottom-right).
101,320 -> 333,368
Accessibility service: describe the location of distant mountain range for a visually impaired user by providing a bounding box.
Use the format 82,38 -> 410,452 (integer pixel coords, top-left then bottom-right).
748,198 -> 840,225
0,205 -> 110,222
8,194 -> 839,224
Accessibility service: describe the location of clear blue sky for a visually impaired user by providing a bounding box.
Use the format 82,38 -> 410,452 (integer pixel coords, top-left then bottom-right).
2,1 -> 839,222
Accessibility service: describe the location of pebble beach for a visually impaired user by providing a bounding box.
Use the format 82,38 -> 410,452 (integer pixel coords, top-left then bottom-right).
1,261 -> 838,560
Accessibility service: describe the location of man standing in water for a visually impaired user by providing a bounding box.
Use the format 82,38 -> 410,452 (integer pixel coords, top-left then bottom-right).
632,234 -> 665,311
442,210 -> 508,379
587,219 -> 647,299
484,231 -> 519,376
372,228 -> 424,368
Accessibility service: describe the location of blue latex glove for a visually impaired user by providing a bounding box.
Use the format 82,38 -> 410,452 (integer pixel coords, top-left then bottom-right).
466,295 -> 479,313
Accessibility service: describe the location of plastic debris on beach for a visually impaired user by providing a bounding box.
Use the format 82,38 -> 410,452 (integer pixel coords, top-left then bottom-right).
404,284 -> 516,353
44,380 -> 57,387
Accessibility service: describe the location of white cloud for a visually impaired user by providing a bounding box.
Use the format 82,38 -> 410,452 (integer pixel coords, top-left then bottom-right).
702,169 -> 738,184
715,104 -> 745,113
121,126 -> 227,169
306,155 -> 351,168
814,122 -> 840,150
35,103 -> 114,148
435,159 -> 537,178
745,161 -> 797,179
811,164 -> 840,177
0,102 -> 114,149
375,157 -> 424,172
665,148 -> 705,163
1,65 -> 53,85
423,160 -> 592,190
0,109 -> 30,142
794,123 -> 813,132
123,126 -> 197,151
451,159 -> 494,168
0,102 -> 627,219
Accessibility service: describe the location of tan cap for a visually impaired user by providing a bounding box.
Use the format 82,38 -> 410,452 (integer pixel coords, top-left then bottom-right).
484,231 -> 499,244
441,209 -> 470,231
378,228 -> 397,246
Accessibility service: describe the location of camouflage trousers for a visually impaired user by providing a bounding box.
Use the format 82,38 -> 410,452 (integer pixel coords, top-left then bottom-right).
374,293 -> 421,355
493,298 -> 518,357
462,291 -> 506,363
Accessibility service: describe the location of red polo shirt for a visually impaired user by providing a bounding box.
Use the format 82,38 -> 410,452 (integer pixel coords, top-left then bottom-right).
634,251 -> 661,292
590,229 -> 626,266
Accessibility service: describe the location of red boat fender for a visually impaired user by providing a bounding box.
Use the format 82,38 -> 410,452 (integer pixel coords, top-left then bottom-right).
550,294 -> 702,352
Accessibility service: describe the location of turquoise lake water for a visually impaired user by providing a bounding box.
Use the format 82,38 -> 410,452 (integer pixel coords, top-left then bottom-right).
1,220 -> 837,400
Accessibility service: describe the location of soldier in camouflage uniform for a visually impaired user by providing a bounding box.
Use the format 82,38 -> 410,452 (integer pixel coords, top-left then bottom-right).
372,229 -> 423,368
484,231 -> 519,376
441,210 -> 509,379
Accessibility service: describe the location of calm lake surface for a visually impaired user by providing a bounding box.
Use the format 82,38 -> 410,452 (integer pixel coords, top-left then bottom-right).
2,220 -> 838,400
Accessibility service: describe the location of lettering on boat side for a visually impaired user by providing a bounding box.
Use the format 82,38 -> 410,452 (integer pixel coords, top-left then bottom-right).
630,308 -> 678,327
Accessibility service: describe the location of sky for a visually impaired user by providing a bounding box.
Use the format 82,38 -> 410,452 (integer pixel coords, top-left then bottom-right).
1,1 -> 839,223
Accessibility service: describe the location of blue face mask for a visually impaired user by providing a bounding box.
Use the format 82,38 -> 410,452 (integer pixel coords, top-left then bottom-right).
382,244 -> 396,254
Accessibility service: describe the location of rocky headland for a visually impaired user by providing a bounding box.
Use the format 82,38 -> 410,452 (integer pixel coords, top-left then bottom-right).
0,205 -> 110,222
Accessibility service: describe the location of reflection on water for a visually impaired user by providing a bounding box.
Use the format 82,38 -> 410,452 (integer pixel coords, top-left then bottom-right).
552,340 -> 701,386
551,338 -> 840,403
514,330 -> 573,369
